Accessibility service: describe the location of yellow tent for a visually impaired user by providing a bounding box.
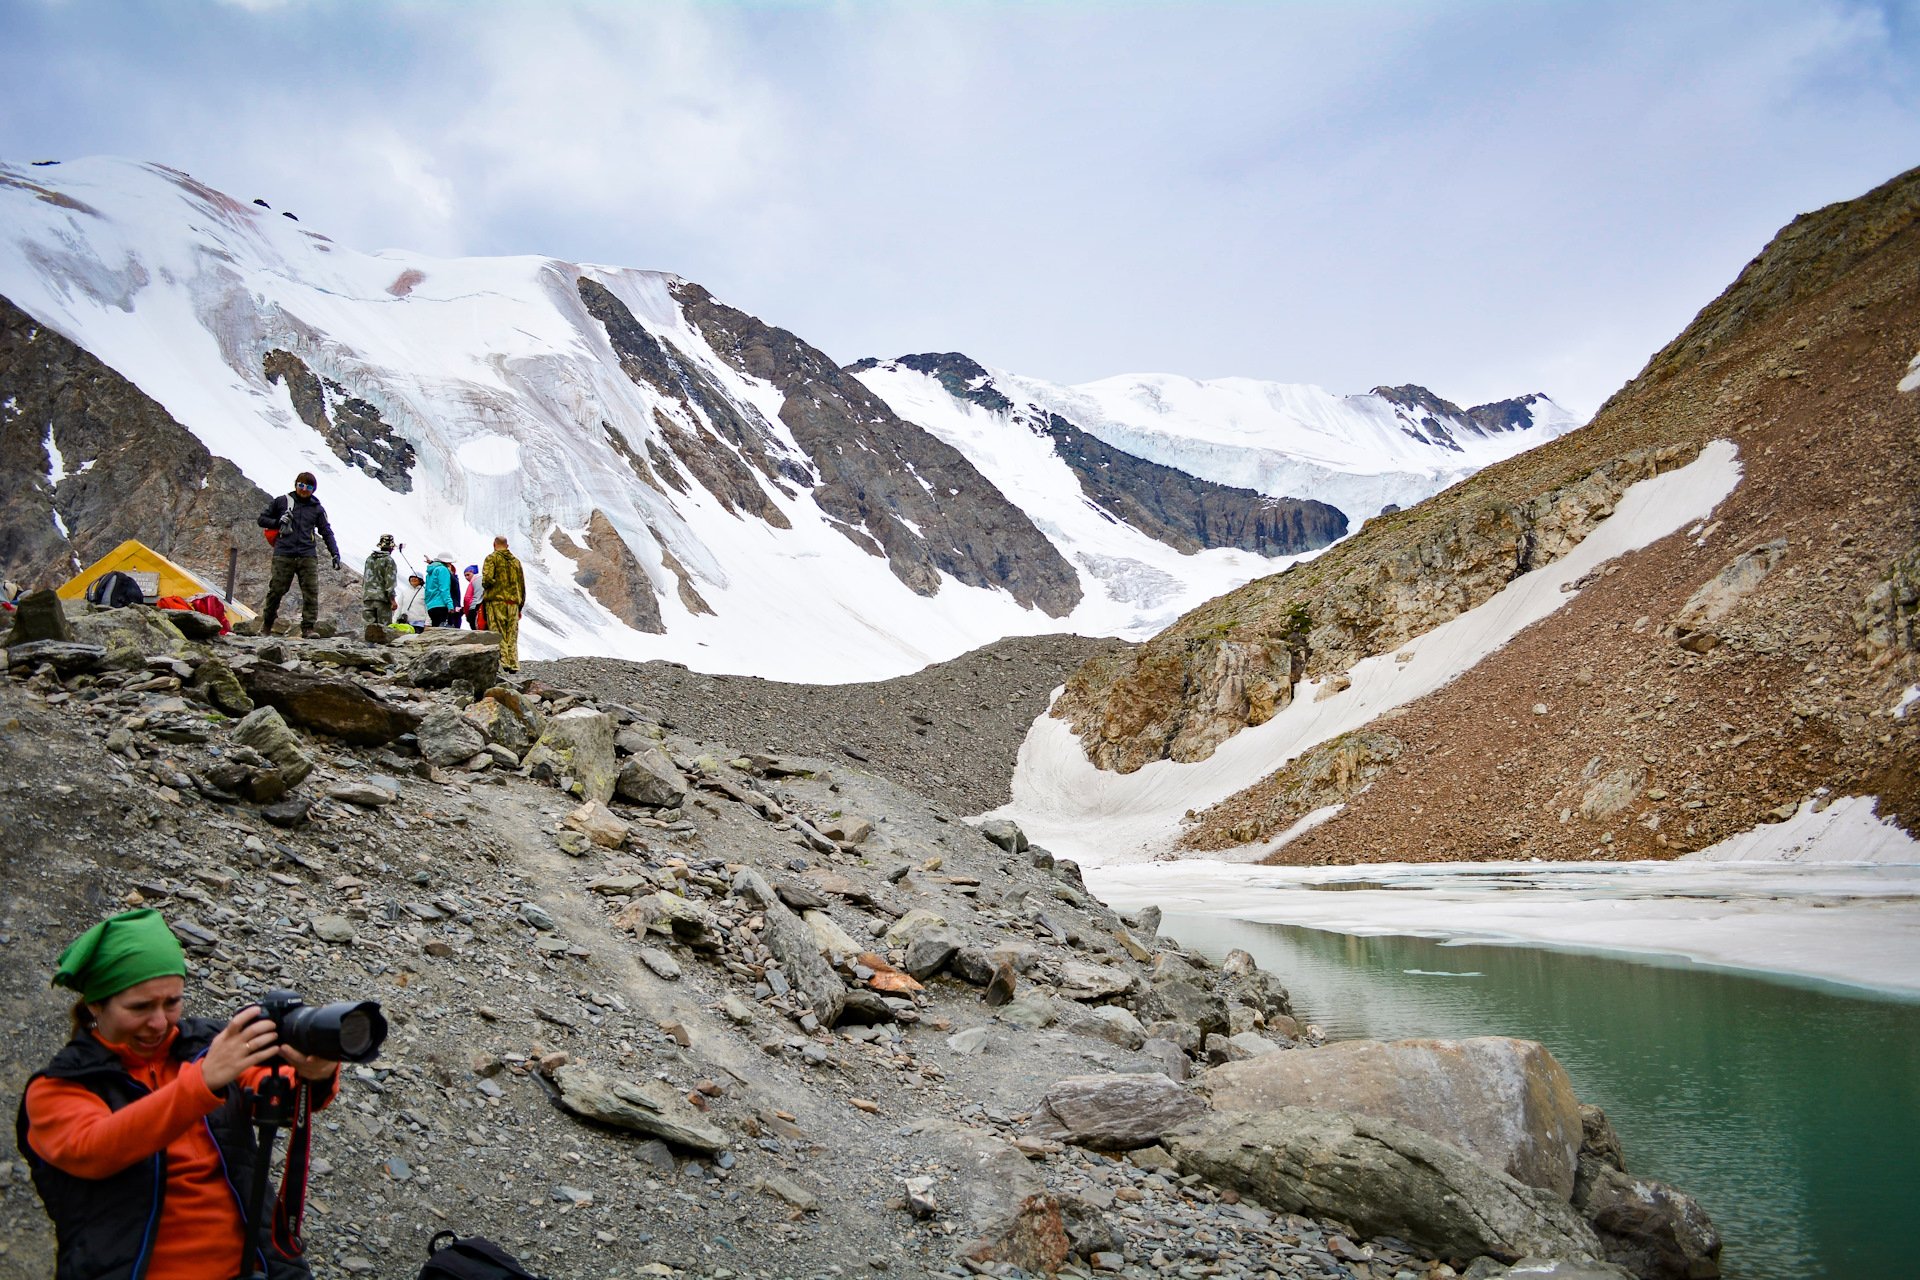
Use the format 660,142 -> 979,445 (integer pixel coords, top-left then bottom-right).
58,539 -> 257,621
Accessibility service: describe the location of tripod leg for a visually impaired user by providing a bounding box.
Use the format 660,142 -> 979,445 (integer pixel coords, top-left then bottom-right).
240,1121 -> 281,1280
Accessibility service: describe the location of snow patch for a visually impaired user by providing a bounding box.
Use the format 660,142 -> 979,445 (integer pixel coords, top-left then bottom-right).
1682,795 -> 1920,864
1895,685 -> 1919,719
43,424 -> 65,485
1899,349 -> 1920,393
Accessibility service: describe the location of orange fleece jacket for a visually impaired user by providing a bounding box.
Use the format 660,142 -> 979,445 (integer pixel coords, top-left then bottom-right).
24,1028 -> 337,1280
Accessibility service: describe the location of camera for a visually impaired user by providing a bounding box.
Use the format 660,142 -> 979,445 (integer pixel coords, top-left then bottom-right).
256,989 -> 389,1064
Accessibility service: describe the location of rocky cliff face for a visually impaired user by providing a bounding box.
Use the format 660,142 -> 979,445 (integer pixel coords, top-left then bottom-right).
0,294 -> 361,620
1058,164 -> 1920,858
1371,384 -> 1561,451
878,352 -> 1350,557
671,286 -> 1084,616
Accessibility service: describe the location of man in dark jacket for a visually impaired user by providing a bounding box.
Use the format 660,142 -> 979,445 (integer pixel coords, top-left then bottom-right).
257,471 -> 341,638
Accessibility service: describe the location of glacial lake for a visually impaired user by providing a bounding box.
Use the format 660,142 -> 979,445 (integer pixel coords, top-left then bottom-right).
1155,911 -> 1920,1280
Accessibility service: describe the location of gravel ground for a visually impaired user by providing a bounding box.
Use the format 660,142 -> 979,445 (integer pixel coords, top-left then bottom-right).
538,633 -> 1131,820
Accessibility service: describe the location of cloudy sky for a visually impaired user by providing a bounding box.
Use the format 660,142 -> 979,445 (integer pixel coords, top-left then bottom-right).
1,1 -> 1915,416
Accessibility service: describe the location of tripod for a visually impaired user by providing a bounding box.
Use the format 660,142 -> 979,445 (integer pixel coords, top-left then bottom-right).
237,1072 -> 310,1280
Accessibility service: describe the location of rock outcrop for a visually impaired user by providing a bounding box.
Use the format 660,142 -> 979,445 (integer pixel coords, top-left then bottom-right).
1165,1107 -> 1604,1265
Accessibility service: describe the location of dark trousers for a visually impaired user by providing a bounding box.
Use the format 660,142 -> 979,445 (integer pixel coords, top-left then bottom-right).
261,555 -> 320,632
428,606 -> 456,627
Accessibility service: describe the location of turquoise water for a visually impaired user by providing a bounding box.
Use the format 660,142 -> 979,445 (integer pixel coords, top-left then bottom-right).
1158,913 -> 1920,1280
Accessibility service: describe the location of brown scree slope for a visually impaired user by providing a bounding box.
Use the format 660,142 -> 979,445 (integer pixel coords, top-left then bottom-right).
1052,166 -> 1920,864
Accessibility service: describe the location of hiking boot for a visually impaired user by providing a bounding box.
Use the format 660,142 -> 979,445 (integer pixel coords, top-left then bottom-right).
299,626 -> 316,639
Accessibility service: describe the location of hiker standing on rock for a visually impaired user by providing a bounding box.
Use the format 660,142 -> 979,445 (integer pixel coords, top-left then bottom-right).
481,535 -> 525,673
17,908 -> 341,1280
256,471 -> 340,638
361,534 -> 398,639
423,553 -> 459,627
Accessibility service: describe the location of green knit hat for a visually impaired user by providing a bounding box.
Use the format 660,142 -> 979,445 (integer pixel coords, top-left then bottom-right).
52,908 -> 187,1004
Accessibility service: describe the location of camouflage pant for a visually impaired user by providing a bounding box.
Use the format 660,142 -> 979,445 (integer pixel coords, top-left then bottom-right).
362,595 -> 392,627
489,601 -> 521,671
261,555 -> 320,632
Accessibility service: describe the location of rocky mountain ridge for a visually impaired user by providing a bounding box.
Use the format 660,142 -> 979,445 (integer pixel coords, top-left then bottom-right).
1,603 -> 1716,1280
1045,165 -> 1920,862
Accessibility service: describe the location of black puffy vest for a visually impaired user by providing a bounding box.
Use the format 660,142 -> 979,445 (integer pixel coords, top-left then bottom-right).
14,1018 -> 313,1280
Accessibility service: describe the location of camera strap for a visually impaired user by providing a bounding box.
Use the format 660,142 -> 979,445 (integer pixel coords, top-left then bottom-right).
270,1076 -> 317,1258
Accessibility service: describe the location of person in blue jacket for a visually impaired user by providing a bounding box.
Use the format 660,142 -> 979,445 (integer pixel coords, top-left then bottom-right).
423,553 -> 459,627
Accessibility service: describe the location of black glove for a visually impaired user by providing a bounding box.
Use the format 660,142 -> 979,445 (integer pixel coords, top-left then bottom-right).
331,556 -> 342,570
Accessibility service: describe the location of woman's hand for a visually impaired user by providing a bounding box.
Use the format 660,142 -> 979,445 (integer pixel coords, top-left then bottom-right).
278,1045 -> 341,1083
200,1007 -> 284,1092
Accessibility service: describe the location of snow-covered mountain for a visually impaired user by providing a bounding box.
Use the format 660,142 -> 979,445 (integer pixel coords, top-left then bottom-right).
0,157 -> 1578,680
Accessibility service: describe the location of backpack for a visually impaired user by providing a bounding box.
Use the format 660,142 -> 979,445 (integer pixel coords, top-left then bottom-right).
418,1232 -> 548,1280
189,593 -> 233,634
85,569 -> 145,608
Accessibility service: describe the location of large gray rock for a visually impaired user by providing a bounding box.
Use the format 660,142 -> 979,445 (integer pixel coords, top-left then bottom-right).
394,626 -> 501,650
1199,1036 -> 1584,1198
521,706 -> 617,804
1165,1108 -> 1603,1265
1135,977 -> 1229,1040
240,663 -> 420,745
1029,1073 -> 1205,1151
1573,1156 -> 1722,1280
191,659 -> 254,716
69,606 -> 189,670
733,869 -> 846,1026
3,640 -> 107,677
5,589 -> 73,646
231,706 -> 314,786
550,1064 -> 727,1153
615,745 -> 689,808
976,818 -> 1028,853
416,707 -> 488,767
462,689 -> 546,756
408,642 -> 500,690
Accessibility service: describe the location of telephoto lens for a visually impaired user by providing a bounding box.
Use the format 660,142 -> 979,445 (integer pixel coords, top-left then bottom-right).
256,990 -> 389,1063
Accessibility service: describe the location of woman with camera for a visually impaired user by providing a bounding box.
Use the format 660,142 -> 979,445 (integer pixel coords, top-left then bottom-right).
16,909 -> 341,1280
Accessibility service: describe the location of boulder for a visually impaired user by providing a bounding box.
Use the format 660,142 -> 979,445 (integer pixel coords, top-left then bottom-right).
408,642 -> 500,690
733,870 -> 846,1026
1029,1073 -> 1206,1151
563,800 -> 630,848
802,910 -> 863,961
883,908 -> 949,948
240,664 -> 420,745
1165,1108 -> 1604,1265
3,640 -> 107,677
463,689 -> 546,756
815,812 -> 873,844
231,707 -> 314,785
160,607 -> 224,642
5,589 -> 73,646
1199,1036 -> 1584,1199
70,606 -> 188,669
1135,977 -> 1229,1040
416,708 -> 488,767
522,707 -> 617,804
1573,1156 -> 1722,1280
550,1064 -> 727,1153
191,660 -> 254,716
394,626 -> 502,651
1056,959 -> 1135,1002
615,745 -> 690,808
977,818 -> 1027,853
903,928 -> 962,979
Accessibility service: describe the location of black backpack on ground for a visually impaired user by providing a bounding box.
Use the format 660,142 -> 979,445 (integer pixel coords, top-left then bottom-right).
84,570 -> 144,608
418,1232 -> 548,1280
